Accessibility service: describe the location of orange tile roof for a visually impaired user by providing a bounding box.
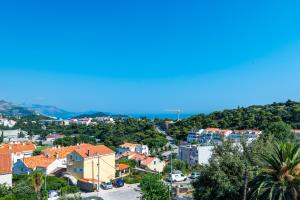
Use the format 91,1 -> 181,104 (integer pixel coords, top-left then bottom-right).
116,164 -> 130,171
141,157 -> 156,166
23,155 -> 55,169
291,129 -> 300,134
42,143 -> 94,159
0,153 -> 12,174
0,143 -> 36,154
74,145 -> 115,158
205,128 -> 221,132
120,143 -> 139,149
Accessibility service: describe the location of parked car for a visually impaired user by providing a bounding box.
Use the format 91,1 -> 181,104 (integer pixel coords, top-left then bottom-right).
100,181 -> 113,190
112,178 -> 125,187
168,170 -> 187,182
190,172 -> 200,179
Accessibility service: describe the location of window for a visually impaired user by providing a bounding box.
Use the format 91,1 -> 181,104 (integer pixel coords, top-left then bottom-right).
79,168 -> 83,172
76,156 -> 81,161
69,155 -> 73,160
73,168 -> 76,172
154,161 -> 156,165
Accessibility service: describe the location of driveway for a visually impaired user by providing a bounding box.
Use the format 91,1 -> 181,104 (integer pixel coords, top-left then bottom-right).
81,184 -> 141,200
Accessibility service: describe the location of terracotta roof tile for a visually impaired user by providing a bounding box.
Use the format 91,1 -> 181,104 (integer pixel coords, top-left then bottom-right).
74,145 -> 114,158
141,157 -> 156,166
23,155 -> 55,169
120,143 -> 139,148
0,143 -> 36,154
42,143 -> 94,159
116,164 -> 130,171
0,153 -> 11,174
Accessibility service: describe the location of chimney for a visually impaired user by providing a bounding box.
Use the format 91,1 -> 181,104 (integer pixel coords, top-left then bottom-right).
87,150 -> 90,157
54,152 -> 58,159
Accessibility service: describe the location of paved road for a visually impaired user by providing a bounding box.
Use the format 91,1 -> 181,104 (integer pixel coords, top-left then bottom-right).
155,126 -> 179,155
81,184 -> 141,200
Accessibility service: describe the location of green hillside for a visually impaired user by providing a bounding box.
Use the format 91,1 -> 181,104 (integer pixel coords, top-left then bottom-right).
168,100 -> 300,141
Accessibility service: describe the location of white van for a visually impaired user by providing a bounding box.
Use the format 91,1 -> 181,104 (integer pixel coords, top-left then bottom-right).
169,170 -> 187,182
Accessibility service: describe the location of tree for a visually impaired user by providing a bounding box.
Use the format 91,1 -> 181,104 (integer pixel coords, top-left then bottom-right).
0,131 -> 4,143
32,149 -> 42,156
192,142 -> 246,200
31,171 -> 44,200
262,121 -> 294,142
249,142 -> 300,200
140,174 -> 169,200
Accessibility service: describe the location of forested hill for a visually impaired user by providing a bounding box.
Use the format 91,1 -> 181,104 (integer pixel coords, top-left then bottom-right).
168,100 -> 300,141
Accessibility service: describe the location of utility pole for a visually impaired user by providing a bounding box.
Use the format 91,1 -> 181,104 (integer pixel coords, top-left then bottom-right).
243,162 -> 248,200
97,154 -> 100,197
169,146 -> 173,200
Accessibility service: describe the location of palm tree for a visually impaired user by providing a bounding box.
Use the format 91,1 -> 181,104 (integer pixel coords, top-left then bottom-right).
249,142 -> 300,200
31,170 -> 44,200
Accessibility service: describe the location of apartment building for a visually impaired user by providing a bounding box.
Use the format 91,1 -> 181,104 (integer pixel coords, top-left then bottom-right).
179,144 -> 213,165
66,145 -> 116,182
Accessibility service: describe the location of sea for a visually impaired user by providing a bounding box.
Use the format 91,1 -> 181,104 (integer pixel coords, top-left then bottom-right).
127,113 -> 196,120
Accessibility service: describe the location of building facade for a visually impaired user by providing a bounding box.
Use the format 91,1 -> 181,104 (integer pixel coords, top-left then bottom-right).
179,144 -> 213,165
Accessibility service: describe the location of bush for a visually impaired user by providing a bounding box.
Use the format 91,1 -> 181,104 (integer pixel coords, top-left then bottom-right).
61,186 -> 80,195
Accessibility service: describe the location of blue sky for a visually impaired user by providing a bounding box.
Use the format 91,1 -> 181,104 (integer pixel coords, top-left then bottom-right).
1,0 -> 300,113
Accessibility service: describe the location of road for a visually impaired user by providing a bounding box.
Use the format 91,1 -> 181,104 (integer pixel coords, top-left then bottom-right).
155,126 -> 179,156
81,184 -> 141,200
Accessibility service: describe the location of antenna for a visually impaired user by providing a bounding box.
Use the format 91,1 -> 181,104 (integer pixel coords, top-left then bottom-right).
165,109 -> 183,121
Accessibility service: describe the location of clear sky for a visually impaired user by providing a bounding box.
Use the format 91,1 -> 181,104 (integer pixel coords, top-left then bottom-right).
1,0 -> 300,114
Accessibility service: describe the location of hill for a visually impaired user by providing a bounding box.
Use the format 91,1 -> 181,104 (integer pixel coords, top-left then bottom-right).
0,100 -> 38,116
73,112 -> 128,119
168,100 -> 300,141
24,104 -> 78,119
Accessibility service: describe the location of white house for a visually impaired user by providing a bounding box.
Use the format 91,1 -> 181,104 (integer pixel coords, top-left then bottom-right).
0,142 -> 36,163
179,144 -> 213,165
13,155 -> 62,175
0,153 -> 12,186
118,143 -> 149,155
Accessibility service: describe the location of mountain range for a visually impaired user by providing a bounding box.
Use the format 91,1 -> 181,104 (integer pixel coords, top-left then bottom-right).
0,100 -> 122,119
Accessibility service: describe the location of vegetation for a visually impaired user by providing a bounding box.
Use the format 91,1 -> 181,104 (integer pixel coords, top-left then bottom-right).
192,133 -> 300,200
14,117 -> 167,150
31,171 -> 44,200
0,174 -> 79,200
249,143 -> 300,200
168,100 -> 300,141
140,174 -> 169,200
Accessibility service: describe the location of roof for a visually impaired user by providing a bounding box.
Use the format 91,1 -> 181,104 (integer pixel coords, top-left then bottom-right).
23,155 -> 55,169
120,143 -> 139,149
291,129 -> 300,134
74,145 -> 115,158
46,134 -> 64,139
0,153 -> 12,174
0,143 -> 36,154
141,157 -> 156,166
42,143 -> 94,159
233,130 -> 261,133
116,164 -> 130,171
205,128 -> 221,132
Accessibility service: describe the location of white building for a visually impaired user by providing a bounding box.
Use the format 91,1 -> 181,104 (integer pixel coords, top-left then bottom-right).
179,144 -> 213,165
0,153 -> 12,186
0,129 -> 29,142
0,142 -> 36,163
118,143 -> 149,155
187,128 -> 261,144
0,118 -> 16,128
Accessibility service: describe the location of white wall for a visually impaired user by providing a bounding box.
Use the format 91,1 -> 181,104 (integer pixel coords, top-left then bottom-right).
0,174 -> 12,186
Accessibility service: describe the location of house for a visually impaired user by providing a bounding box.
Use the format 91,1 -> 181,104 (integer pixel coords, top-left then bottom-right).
43,133 -> 65,145
179,144 -> 213,165
0,142 -> 36,163
116,163 -> 130,177
120,152 -> 165,172
42,143 -> 94,167
0,153 -> 12,186
0,129 -> 29,142
291,130 -> 300,141
187,128 -> 261,144
0,117 -> 16,128
66,145 -> 116,184
13,155 -> 62,175
117,142 -> 149,155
